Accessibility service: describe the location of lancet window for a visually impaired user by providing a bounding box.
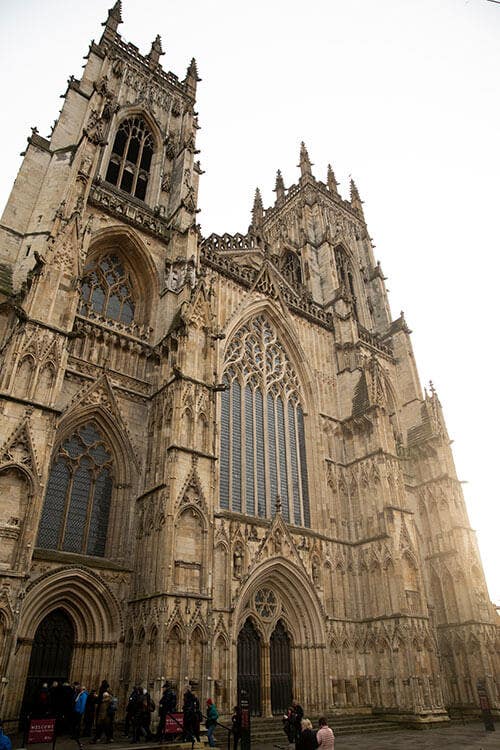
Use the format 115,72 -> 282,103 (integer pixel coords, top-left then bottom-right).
37,423 -> 113,557
105,117 -> 154,201
220,316 -> 310,526
334,245 -> 358,320
80,254 -> 135,324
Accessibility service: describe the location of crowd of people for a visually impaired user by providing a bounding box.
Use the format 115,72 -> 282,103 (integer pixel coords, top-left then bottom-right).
27,681 -> 332,748
28,680 -> 226,745
31,679 -> 117,742
283,701 -> 335,750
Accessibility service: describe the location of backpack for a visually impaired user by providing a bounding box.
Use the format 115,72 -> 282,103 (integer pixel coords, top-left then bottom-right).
107,697 -> 118,716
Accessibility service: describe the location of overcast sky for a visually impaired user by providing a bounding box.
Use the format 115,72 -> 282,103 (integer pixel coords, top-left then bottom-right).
1,0 -> 499,603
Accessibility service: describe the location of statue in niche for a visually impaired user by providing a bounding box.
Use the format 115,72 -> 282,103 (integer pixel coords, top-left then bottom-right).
312,559 -> 320,586
233,547 -> 243,578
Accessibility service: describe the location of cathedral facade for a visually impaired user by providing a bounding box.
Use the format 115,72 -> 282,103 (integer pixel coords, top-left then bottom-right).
0,3 -> 498,727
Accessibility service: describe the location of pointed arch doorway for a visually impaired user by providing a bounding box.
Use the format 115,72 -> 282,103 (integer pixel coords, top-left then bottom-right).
22,609 -> 75,716
270,620 -> 292,715
237,619 -> 261,715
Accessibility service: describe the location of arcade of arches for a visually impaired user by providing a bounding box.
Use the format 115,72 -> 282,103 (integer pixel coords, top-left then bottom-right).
0,3 -> 499,730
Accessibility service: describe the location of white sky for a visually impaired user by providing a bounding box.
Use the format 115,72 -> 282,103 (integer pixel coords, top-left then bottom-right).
1,0 -> 499,603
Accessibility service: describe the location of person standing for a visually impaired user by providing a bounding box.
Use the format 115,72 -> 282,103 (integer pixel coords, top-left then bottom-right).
92,691 -> 113,743
72,686 -> 88,739
291,700 -> 304,746
296,719 -> 318,750
316,717 -> 334,750
182,687 -> 200,743
0,721 -> 12,750
231,706 -> 242,750
82,689 -> 97,737
205,699 -> 218,748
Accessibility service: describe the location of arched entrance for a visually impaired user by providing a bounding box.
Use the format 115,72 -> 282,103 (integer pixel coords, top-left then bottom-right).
22,609 -> 75,715
237,619 -> 261,715
270,620 -> 292,714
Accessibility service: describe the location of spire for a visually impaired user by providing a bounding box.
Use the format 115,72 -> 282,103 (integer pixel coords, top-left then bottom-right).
101,1 -> 122,41
298,142 -> 313,180
350,178 -> 364,217
184,58 -> 201,96
274,170 -> 285,203
251,188 -> 264,229
327,164 -> 340,196
147,35 -> 165,66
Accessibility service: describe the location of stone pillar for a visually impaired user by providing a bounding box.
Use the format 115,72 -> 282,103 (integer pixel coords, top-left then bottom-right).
261,642 -> 271,717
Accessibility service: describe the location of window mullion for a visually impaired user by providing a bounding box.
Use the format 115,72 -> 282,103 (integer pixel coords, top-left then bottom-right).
284,396 -> 294,524
59,466 -> 76,550
118,132 -> 132,188
83,471 -> 97,554
241,377 -> 246,514
228,381 -> 233,512
294,403 -> 304,527
132,138 -> 145,197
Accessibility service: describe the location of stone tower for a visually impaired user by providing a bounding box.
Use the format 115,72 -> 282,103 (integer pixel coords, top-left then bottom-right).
0,2 -> 498,729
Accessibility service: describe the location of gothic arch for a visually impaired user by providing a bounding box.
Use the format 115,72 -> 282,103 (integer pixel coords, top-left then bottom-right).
84,225 -> 160,327
40,401 -> 139,561
233,558 -> 326,647
222,299 -> 318,414
100,106 -> 163,205
19,566 -> 122,649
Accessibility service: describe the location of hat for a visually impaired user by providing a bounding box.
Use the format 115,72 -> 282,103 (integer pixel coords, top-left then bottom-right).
207,698 -> 213,705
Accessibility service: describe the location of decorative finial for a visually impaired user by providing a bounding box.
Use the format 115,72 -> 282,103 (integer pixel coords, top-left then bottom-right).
101,1 -> 123,39
298,142 -> 313,180
350,178 -> 364,216
147,35 -> 165,66
275,495 -> 282,515
327,164 -> 340,196
274,170 -> 285,203
251,187 -> 264,228
184,58 -> 201,95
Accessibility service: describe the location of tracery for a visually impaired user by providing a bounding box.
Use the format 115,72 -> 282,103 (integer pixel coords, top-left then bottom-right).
220,316 -> 310,526
79,253 -> 135,324
105,117 -> 154,201
37,423 -> 113,557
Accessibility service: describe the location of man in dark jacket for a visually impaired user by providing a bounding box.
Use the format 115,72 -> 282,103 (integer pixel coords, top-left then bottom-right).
182,688 -> 200,743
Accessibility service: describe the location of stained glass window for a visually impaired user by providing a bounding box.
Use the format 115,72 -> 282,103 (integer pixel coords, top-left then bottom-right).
80,254 -> 135,324
105,117 -> 154,201
219,316 -> 310,526
37,423 -> 113,557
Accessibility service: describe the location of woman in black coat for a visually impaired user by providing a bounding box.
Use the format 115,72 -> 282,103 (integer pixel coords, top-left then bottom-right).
296,718 -> 318,750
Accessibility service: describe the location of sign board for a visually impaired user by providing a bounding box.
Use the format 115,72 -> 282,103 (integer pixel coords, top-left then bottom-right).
28,718 -> 56,744
164,712 -> 184,735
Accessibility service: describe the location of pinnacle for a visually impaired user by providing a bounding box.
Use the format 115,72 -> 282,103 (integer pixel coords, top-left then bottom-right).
274,170 -> 285,202
327,164 -> 340,196
298,141 -> 313,179
251,187 -> 264,228
102,0 -> 123,29
147,34 -> 165,65
187,58 -> 201,81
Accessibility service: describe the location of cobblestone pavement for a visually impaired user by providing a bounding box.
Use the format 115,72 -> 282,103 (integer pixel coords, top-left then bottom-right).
10,724 -> 499,750
256,723 -> 498,750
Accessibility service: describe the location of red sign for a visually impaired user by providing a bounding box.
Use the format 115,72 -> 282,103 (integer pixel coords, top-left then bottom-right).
28,718 -> 56,744
164,713 -> 183,734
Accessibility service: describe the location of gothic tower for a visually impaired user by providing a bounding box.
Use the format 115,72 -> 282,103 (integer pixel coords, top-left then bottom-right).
0,3 -> 498,729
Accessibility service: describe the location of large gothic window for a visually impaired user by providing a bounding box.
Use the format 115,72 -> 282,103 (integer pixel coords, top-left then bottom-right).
105,117 -> 154,201
220,316 -> 310,526
79,254 -> 135,324
37,423 -> 113,557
